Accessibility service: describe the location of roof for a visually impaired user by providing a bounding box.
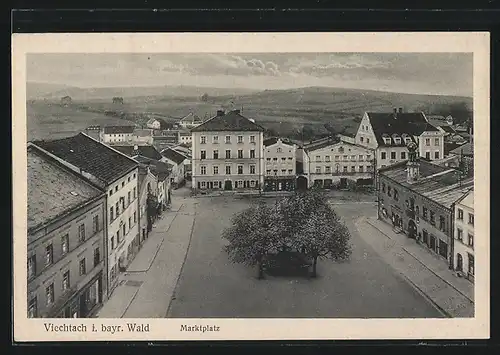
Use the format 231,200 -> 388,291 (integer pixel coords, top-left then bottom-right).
426,115 -> 446,121
161,147 -> 187,164
191,110 -> 265,132
365,112 -> 438,146
27,145 -> 104,235
113,145 -> 163,161
449,142 -> 473,156
444,142 -> 465,155
263,137 -> 295,147
179,130 -> 192,136
134,155 -> 172,180
33,133 -> 138,184
180,112 -> 203,123
303,136 -> 341,152
103,125 -> 135,134
456,188 -> 474,208
379,159 -> 474,209
134,128 -> 153,137
440,125 -> 456,134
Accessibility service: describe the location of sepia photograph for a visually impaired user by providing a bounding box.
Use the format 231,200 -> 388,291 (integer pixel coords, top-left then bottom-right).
12,32 -> 489,341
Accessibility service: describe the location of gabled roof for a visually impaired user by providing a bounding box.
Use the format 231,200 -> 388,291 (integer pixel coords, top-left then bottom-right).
180,112 -> 203,123
32,133 -> 138,184
303,136 -> 341,152
365,112 -> 438,146
27,144 -> 104,235
191,110 -> 265,132
379,158 -> 474,209
103,125 -> 135,134
449,142 -> 473,156
113,145 -> 163,161
263,137 -> 295,147
440,125 -> 456,134
133,128 -> 153,137
134,155 -> 172,181
161,147 -> 187,164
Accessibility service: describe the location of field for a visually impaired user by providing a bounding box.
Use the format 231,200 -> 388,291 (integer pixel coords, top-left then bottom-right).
26,84 -> 473,142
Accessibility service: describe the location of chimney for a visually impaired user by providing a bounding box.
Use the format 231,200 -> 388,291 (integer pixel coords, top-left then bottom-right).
217,110 -> 225,116
398,107 -> 403,114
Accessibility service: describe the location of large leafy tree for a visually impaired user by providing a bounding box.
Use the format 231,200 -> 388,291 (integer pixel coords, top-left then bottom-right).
222,201 -> 280,279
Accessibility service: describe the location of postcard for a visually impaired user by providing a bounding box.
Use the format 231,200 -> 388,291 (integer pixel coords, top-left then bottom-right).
12,32 -> 490,341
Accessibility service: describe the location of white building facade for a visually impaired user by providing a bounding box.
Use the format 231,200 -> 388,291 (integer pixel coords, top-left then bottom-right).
453,189 -> 474,282
102,126 -> 135,145
263,138 -> 297,191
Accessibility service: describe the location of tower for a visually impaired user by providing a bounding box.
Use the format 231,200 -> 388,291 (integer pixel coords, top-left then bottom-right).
406,141 -> 420,184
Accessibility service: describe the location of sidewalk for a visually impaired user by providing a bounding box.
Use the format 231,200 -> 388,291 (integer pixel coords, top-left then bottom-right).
355,216 -> 474,318
96,198 -> 195,318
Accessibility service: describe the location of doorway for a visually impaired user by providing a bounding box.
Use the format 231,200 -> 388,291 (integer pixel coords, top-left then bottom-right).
408,220 -> 417,239
224,180 -> 233,190
296,176 -> 308,190
339,178 -> 348,189
456,253 -> 463,271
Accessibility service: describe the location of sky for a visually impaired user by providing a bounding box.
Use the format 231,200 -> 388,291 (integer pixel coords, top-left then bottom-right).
27,53 -> 473,97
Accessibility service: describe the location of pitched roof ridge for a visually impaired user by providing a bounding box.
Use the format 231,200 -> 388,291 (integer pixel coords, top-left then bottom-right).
81,132 -> 140,166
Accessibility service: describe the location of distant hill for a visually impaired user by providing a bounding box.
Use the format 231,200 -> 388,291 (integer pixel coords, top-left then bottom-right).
26,82 -> 259,101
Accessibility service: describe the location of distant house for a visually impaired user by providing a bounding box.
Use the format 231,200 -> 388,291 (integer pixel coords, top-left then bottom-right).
178,112 -> 204,129
102,126 -> 135,144
132,128 -> 153,145
113,144 -> 164,161
449,142 -> 474,178
84,125 -> 102,142
112,97 -> 124,105
152,130 -> 180,151
147,117 -> 174,131
160,148 -> 186,188
179,130 -> 192,145
61,96 -> 72,106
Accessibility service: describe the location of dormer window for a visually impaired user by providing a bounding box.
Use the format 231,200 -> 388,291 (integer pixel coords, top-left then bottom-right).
392,134 -> 401,145
382,134 -> 391,145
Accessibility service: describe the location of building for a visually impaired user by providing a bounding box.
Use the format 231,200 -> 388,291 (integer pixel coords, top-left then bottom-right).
146,118 -> 161,130
61,96 -> 72,106
160,147 -> 186,188
190,109 -> 265,194
453,188 -> 474,282
179,130 -> 192,145
354,108 -> 445,169
178,112 -> 204,129
33,133 -> 140,294
137,164 -> 159,245
132,129 -> 154,145
377,143 -> 474,268
113,144 -> 164,162
263,137 -> 297,192
133,155 -> 172,210
449,142 -> 474,178
152,130 -> 180,151
84,125 -> 102,142
102,126 -> 135,145
27,144 -> 107,318
302,136 -> 374,189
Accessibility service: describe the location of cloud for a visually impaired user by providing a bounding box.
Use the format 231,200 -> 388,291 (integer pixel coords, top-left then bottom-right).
200,54 -> 281,76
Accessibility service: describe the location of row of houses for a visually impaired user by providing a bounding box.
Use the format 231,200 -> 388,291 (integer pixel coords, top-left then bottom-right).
26,133 -> 185,318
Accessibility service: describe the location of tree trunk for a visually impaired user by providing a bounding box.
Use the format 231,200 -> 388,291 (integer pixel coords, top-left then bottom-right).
311,256 -> 318,278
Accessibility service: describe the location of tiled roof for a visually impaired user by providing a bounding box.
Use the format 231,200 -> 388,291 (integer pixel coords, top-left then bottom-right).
263,137 -> 295,147
440,125 -> 456,134
180,112 -> 203,123
191,110 -> 265,132
134,155 -> 172,181
303,136 -> 341,152
33,133 -> 138,184
161,147 -> 187,164
113,145 -> 163,161
380,159 -> 474,209
366,112 -> 438,146
103,125 -> 135,134
27,145 -> 104,235
134,128 -> 153,137
449,142 -> 473,156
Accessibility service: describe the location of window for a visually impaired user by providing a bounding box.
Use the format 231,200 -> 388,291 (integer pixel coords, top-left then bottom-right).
28,297 -> 37,318
225,166 -> 231,175
117,229 -> 120,244
62,270 -> 70,292
381,152 -> 387,160
250,150 -> 255,158
46,284 -> 54,305
394,137 -> 401,144
109,190 -> 112,197
468,233 -> 474,247
273,169 -> 278,175
225,150 -> 231,159
360,137 -> 364,143
325,166 -> 331,173
439,216 -> 446,232
468,213 -> 474,226
281,169 -> 287,174
237,180 -> 244,188
127,191 -> 131,206
288,169 -> 293,174
425,152 -> 431,159
266,169 -> 271,175
79,258 -> 86,275
200,166 -> 207,175
390,151 -> 396,160
116,202 -> 120,216
343,166 -> 348,173
238,165 -> 243,174
367,155 -> 371,160
237,135 -> 243,143
61,234 -> 69,255
387,186 -> 392,197
266,158 -> 271,162
281,157 -> 286,162
111,236 -> 115,250
45,244 -> 53,266
201,181 -> 206,188
316,167 -> 321,174
238,150 -> 243,159
133,187 -> 136,199
250,135 -> 255,143
78,223 -> 86,242
434,151 -> 440,159
225,135 -> 231,143
359,155 -> 364,161
316,156 -> 321,162
200,150 -> 206,160
351,166 -> 355,172
394,189 -> 399,201
122,181 -> 125,188
213,150 -> 219,159
434,138 -> 440,146
122,224 -> 126,237
422,207 -> 428,219
430,211 -> 435,225
351,155 -> 356,161
359,166 -> 364,172
382,183 -> 386,193
250,165 -> 256,174
457,228 -> 463,241
134,211 -> 137,223
129,217 -> 132,230
250,180 -> 256,187
366,138 -> 370,143
425,138 -> 430,146
200,136 -> 206,144
277,148 -> 282,153
343,155 -> 348,161
128,177 -> 131,183
273,157 -> 278,161
28,255 -> 36,279
335,155 -> 340,161
213,166 -> 219,175
401,151 -> 406,160
115,186 -> 118,192
325,156 -> 331,162
213,136 -> 219,144
468,253 -> 474,275
458,208 -> 464,220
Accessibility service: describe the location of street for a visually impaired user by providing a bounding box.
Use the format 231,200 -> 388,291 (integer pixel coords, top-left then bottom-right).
166,196 -> 444,318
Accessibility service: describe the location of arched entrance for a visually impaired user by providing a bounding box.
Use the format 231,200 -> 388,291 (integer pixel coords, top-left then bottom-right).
296,176 -> 308,190
408,220 -> 417,239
